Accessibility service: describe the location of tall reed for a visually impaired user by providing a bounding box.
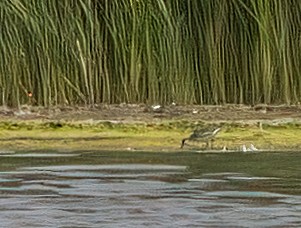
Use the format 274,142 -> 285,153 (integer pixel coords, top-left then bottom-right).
1,0 -> 301,107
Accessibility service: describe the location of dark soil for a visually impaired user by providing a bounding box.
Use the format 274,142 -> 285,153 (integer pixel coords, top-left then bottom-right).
1,104 -> 301,123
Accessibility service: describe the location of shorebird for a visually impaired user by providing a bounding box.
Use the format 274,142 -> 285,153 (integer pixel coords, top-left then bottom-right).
181,127 -> 221,149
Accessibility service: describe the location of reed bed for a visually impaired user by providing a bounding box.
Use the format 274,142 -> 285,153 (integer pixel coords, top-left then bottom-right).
1,0 -> 301,107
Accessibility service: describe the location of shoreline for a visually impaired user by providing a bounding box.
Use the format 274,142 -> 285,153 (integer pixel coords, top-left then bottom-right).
0,119 -> 301,152
0,104 -> 301,152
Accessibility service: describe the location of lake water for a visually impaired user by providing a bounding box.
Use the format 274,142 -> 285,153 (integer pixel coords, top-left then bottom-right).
0,150 -> 300,227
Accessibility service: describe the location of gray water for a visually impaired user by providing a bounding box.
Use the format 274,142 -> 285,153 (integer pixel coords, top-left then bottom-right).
0,150 -> 300,227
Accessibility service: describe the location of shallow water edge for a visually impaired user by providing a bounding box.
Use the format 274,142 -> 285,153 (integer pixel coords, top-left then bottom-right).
0,150 -> 300,227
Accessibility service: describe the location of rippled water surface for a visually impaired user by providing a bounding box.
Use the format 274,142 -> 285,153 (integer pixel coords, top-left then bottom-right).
0,150 -> 300,227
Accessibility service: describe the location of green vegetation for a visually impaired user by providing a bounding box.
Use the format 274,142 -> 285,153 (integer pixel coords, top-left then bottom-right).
1,1 -> 301,107
0,120 -> 301,151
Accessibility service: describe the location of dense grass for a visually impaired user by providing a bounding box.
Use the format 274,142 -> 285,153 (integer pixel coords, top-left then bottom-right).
0,119 -> 301,151
1,0 -> 301,107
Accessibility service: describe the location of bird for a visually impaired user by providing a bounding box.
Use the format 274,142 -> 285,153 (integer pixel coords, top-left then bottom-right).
181,127 -> 221,149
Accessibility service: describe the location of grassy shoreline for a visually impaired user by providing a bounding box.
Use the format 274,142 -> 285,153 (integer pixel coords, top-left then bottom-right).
0,119 -> 301,152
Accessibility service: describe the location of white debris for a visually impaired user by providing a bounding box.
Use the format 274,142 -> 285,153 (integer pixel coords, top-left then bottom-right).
14,110 -> 31,116
241,144 -> 259,152
250,144 -> 258,151
242,145 -> 247,152
152,105 -> 161,110
261,109 -> 267,114
192,109 -> 198,114
222,146 -> 227,152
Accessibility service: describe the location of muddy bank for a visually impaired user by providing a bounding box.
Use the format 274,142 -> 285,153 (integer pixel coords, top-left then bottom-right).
0,104 -> 301,152
1,104 -> 301,122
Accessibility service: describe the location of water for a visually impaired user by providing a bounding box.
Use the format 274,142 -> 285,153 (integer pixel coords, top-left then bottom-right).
0,151 -> 300,227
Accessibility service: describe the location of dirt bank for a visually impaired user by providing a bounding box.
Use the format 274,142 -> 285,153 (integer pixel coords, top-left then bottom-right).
0,104 -> 301,152
1,104 -> 301,123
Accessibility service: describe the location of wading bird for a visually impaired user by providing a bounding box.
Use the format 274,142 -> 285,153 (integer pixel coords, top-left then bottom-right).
181,127 -> 221,149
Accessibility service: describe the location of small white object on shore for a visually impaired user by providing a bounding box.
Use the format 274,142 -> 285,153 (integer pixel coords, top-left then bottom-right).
222,146 -> 227,152
250,144 -> 258,151
152,105 -> 161,110
242,145 -> 247,152
241,144 -> 259,152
